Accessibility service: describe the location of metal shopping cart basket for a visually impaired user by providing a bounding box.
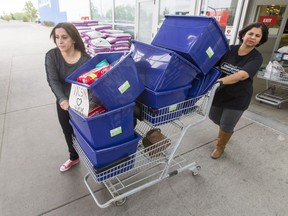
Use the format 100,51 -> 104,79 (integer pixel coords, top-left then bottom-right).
255,52 -> 288,108
73,83 -> 219,208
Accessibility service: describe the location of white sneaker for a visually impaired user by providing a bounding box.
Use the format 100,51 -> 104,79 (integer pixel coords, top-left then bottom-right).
60,158 -> 80,172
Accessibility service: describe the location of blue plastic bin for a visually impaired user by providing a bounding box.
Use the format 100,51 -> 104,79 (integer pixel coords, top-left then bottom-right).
71,121 -> 140,180
183,67 -> 221,115
151,16 -> 230,74
137,85 -> 191,109
137,102 -> 184,126
65,52 -> 144,110
69,102 -> 135,150
95,155 -> 136,181
187,67 -> 221,98
131,40 -> 200,91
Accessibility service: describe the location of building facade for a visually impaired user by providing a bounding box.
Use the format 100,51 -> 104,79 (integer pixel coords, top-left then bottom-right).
38,0 -> 90,24
38,0 -> 288,65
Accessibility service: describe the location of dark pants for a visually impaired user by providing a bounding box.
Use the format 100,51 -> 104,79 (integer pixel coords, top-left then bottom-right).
56,103 -> 79,160
209,105 -> 244,133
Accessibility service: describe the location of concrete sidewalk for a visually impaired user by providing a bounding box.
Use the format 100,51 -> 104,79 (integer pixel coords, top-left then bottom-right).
0,22 -> 287,216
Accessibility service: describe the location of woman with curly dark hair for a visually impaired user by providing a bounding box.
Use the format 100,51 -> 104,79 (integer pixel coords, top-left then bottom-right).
45,23 -> 91,171
209,22 -> 269,159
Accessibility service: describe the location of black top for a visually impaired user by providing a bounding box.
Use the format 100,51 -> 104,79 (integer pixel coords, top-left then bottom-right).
45,48 -> 91,104
212,45 -> 263,110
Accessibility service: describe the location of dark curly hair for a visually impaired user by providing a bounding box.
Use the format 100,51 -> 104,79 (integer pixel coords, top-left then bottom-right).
238,22 -> 269,47
50,22 -> 87,54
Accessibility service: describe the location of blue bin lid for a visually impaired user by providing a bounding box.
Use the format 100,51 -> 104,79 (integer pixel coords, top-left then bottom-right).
152,15 -> 229,54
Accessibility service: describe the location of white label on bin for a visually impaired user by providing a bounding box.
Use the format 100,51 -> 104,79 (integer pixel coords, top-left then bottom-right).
118,81 -> 130,94
168,104 -> 178,112
69,84 -> 89,117
110,127 -> 122,137
206,47 -> 214,58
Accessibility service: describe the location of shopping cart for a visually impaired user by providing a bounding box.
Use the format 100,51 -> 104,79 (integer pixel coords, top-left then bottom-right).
256,52 -> 288,108
256,69 -> 288,108
73,83 -> 219,208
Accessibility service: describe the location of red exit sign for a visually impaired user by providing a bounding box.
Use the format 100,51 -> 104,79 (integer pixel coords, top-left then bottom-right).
81,16 -> 90,20
206,10 -> 229,27
258,16 -> 277,25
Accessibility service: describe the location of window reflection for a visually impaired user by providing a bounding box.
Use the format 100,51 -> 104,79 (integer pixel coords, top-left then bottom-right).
200,0 -> 238,32
158,0 -> 191,25
138,1 -> 153,42
199,0 -> 238,43
90,0 -> 113,23
115,0 -> 135,24
90,0 -> 135,36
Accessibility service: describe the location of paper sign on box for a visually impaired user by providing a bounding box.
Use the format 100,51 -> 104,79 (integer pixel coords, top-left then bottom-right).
69,84 -> 89,117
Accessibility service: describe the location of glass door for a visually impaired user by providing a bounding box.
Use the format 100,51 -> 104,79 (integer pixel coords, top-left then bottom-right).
248,0 -> 288,64
135,0 -> 154,43
135,0 -> 197,43
255,4 -> 287,49
199,0 -> 247,45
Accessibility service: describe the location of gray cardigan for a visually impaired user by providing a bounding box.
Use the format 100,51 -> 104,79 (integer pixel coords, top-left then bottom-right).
45,48 -> 91,104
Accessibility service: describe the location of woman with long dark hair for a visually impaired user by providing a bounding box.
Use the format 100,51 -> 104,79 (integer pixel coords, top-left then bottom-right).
45,23 -> 91,171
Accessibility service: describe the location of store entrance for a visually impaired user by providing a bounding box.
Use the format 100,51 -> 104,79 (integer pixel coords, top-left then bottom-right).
249,1 -> 288,64
249,1 -> 288,112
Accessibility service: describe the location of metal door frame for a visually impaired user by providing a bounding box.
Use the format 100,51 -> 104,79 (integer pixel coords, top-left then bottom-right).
135,0 -> 158,42
247,0 -> 288,53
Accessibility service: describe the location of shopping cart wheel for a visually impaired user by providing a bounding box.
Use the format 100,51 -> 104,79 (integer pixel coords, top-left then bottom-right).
190,165 -> 201,176
115,197 -> 127,206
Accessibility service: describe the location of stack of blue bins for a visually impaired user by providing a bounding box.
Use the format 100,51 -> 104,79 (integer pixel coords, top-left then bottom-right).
65,51 -> 144,181
132,40 -> 200,125
133,16 -> 229,125
151,15 -> 230,100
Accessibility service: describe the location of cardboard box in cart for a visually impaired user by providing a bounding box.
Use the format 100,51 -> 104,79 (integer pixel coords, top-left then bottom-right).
151,16 -> 230,74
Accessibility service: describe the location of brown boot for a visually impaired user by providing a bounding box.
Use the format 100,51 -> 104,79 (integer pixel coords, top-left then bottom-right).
211,129 -> 233,159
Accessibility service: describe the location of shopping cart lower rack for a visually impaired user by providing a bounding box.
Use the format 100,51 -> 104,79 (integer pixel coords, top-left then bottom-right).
73,83 -> 219,208
255,53 -> 288,108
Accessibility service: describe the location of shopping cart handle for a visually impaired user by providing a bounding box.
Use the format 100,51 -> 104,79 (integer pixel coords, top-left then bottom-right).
93,156 -> 131,174
214,81 -> 222,90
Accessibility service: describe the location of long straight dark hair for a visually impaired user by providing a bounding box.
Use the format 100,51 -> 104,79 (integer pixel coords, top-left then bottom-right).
50,22 -> 87,54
